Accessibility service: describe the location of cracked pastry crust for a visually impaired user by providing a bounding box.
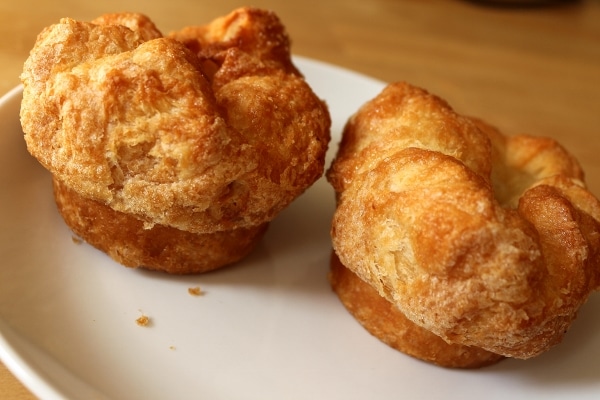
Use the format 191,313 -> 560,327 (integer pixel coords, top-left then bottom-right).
21,9 -> 330,273
327,82 -> 600,361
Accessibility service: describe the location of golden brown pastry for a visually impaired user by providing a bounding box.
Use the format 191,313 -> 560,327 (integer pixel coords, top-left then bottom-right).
327,81 -> 600,361
20,9 -> 330,273
53,177 -> 268,274
168,8 -> 330,230
329,252 -> 504,368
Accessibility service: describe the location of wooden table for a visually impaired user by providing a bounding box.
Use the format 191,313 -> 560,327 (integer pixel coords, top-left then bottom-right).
1,0 -> 599,398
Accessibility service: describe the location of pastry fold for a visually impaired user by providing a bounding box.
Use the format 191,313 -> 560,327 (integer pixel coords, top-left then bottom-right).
327,82 -> 600,361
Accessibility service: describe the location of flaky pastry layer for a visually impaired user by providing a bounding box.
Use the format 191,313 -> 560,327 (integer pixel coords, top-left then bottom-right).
21,9 -> 330,234
328,82 -> 600,359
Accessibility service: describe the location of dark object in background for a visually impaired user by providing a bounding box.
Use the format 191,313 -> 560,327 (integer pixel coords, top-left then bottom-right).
466,0 -> 580,7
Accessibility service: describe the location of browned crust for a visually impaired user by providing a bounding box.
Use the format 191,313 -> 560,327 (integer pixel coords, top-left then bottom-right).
20,8 -> 330,235
21,8 -> 330,273
53,177 -> 267,274
329,252 -> 504,369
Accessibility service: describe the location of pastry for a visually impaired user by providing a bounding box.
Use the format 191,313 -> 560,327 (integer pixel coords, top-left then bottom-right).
329,252 -> 504,368
20,9 -> 330,273
327,81 -> 600,362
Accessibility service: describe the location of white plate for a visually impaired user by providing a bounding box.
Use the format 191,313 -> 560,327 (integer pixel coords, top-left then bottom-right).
1,57 -> 600,400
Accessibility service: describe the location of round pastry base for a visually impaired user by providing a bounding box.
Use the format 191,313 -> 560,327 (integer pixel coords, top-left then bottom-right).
53,177 -> 268,274
329,252 -> 504,368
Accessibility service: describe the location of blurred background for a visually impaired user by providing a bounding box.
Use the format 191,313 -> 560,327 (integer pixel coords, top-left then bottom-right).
2,1 -> 598,154
7,0 -> 597,186
3,1 -> 598,165
1,1 -> 599,398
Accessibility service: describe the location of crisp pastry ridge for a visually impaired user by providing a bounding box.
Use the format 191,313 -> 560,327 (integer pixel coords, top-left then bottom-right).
20,8 -> 330,273
327,81 -> 600,361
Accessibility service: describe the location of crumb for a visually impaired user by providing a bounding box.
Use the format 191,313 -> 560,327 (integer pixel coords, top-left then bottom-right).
188,286 -> 204,296
72,236 -> 83,244
169,345 -> 176,351
136,312 -> 151,327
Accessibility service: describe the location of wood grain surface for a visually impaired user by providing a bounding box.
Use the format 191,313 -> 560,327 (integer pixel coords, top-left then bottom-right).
1,0 -> 599,398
